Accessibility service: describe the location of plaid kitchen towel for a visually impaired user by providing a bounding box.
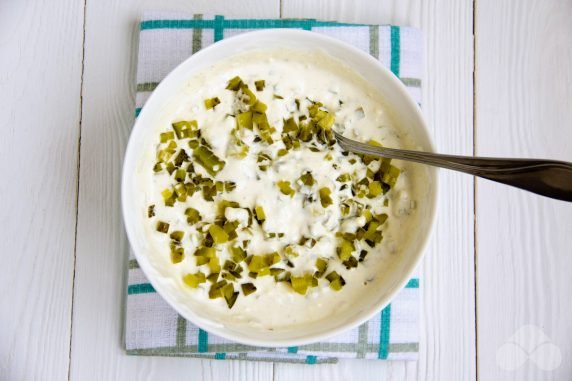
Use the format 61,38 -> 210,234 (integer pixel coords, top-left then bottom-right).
126,12 -> 423,364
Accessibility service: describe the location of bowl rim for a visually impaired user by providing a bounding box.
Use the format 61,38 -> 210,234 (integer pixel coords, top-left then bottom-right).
122,28 -> 438,347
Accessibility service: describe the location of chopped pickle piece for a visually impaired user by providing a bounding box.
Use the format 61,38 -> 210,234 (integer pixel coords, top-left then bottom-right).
170,245 -> 184,263
299,171 -> 315,186
169,230 -> 184,242
165,162 -> 176,175
236,111 -> 253,130
224,181 -> 236,192
185,207 -> 201,225
194,247 -> 216,258
315,258 -> 328,278
368,181 -> 383,197
284,245 -> 299,259
230,246 -> 246,263
317,113 -> 335,130
241,282 -> 257,296
172,120 -> 198,139
193,145 -> 225,176
364,221 -> 380,241
283,117 -> 298,134
148,205 -> 155,218
156,221 -> 169,233
207,273 -> 219,283
174,168 -> 186,183
325,271 -> 346,291
174,184 -> 187,202
247,255 -> 266,272
161,188 -> 175,207
275,270 -> 291,282
265,252 -> 281,266
209,280 -> 227,299
254,205 -> 266,223
257,267 -> 271,277
160,131 -> 175,143
195,256 -> 209,266
254,80 -> 265,91
277,181 -> 295,197
223,260 -> 237,272
188,139 -> 200,149
183,272 -> 206,288
226,291 -> 239,309
173,149 -> 189,167
153,162 -> 163,172
336,173 -> 351,182
291,276 -> 310,295
208,224 -> 229,244
319,187 -> 333,208
226,76 -> 243,91
223,220 -> 239,240
359,250 -> 368,262
204,97 -> 221,109
240,84 -> 257,105
368,139 -> 383,147
251,101 -> 267,113
382,165 -> 401,188
343,256 -> 358,269
329,278 -> 345,291
209,257 -> 221,273
253,112 -> 268,125
375,213 -> 388,224
337,239 -> 355,261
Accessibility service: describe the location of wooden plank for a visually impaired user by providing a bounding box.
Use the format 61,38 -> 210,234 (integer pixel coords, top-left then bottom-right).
69,1 -> 278,380
281,1 -> 476,380
0,0 -> 84,380
475,1 -> 572,380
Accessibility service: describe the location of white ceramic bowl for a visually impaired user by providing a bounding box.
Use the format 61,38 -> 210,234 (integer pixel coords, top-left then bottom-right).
122,29 -> 437,347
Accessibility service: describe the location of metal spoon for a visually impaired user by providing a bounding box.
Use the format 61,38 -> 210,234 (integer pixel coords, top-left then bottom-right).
334,131 -> 572,202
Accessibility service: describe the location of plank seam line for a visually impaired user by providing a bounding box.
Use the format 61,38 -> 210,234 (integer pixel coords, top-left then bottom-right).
67,0 -> 88,379
472,0 -> 479,380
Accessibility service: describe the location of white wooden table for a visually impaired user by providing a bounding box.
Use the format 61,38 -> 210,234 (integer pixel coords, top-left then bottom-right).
2,0 -> 571,380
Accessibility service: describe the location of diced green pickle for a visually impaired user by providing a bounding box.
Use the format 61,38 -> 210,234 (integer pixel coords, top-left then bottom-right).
226,76 -> 243,91
204,97 -> 221,109
236,111 -> 253,130
208,224 -> 229,244
183,272 -> 205,288
254,80 -> 265,91
156,221 -> 169,233
277,181 -> 295,197
368,181 -> 383,197
291,276 -> 310,295
337,239 -> 355,261
160,131 -> 175,143
241,282 -> 257,296
254,205 -> 266,223
299,171 -> 315,186
192,145 -> 225,177
382,165 -> 400,188
319,187 -> 333,208
169,230 -> 184,242
185,207 -> 201,225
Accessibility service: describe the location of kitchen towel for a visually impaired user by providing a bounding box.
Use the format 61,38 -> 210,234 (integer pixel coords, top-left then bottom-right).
126,12 -> 423,364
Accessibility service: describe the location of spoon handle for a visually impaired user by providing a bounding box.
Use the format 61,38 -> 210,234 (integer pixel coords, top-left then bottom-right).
334,132 -> 572,202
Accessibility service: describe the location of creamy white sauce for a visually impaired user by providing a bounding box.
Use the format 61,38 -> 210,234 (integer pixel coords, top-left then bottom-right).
137,50 -> 422,330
